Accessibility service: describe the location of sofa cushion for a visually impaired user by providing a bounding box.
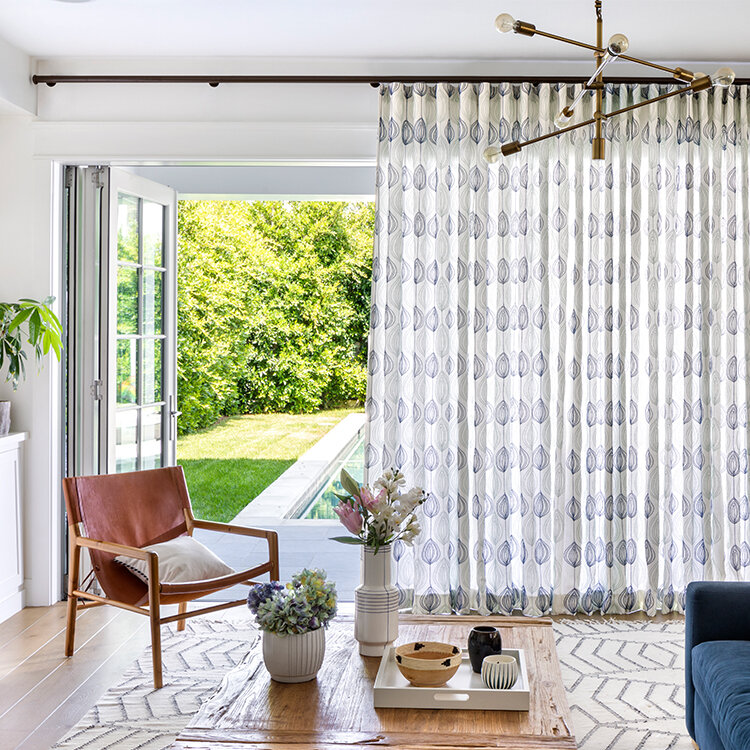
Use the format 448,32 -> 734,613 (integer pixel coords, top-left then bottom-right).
692,640 -> 750,750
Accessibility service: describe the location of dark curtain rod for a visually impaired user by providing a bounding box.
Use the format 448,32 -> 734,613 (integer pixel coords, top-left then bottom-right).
32,74 -> 750,87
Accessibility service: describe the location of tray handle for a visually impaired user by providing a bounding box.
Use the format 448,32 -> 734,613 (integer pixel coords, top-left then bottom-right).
433,693 -> 470,702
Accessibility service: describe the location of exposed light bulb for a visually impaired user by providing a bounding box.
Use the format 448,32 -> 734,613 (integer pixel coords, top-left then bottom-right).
607,33 -> 629,55
495,13 -> 517,33
554,108 -> 573,129
483,146 -> 503,163
711,66 -> 736,88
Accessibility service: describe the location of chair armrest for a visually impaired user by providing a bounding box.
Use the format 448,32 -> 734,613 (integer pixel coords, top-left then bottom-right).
191,519 -> 279,581
192,518 -> 276,540
685,581 -> 750,739
75,535 -> 158,562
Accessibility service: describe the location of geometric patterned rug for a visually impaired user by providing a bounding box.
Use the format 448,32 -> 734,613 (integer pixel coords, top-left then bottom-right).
555,618 -> 691,750
52,613 -> 261,750
53,614 -> 691,750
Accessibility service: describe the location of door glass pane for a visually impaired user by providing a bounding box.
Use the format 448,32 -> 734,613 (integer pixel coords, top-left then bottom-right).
143,200 -> 164,267
141,406 -> 162,470
142,338 -> 163,404
115,409 -> 138,472
110,176 -> 172,475
117,266 -> 139,334
116,339 -> 138,404
142,270 -> 163,336
117,193 -> 139,263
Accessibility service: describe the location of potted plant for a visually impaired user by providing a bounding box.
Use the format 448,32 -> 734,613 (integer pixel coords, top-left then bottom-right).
247,568 -> 337,683
0,297 -> 63,435
331,468 -> 425,655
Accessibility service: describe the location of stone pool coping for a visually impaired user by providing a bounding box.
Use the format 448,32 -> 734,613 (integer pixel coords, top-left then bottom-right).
231,411 -> 366,523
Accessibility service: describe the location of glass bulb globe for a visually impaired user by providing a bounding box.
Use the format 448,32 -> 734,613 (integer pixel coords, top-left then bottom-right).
483,146 -> 503,163
495,13 -> 516,33
554,109 -> 573,129
607,33 -> 629,55
711,66 -> 735,87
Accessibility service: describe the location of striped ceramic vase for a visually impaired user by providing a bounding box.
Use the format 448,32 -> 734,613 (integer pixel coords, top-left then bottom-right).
354,544 -> 399,656
481,654 -> 519,690
262,627 -> 326,683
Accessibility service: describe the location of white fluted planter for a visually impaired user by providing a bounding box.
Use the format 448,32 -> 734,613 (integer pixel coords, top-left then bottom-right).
354,544 -> 399,657
261,627 -> 326,683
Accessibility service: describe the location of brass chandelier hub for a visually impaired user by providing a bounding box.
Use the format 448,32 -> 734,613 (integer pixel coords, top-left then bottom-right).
485,0 -> 735,161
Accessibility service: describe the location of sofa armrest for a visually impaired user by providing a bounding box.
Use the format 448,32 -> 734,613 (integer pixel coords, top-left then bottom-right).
685,581 -> 750,738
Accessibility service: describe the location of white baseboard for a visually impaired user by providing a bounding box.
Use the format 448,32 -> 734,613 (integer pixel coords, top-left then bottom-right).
0,588 -> 25,625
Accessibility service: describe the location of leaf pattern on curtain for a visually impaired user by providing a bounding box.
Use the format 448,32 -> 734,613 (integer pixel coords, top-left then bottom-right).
366,82 -> 750,616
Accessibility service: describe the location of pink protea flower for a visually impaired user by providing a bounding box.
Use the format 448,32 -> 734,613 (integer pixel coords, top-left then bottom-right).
334,502 -> 363,535
359,486 -> 386,511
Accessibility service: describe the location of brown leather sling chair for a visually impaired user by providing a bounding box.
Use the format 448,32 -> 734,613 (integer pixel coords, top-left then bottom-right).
62,466 -> 279,688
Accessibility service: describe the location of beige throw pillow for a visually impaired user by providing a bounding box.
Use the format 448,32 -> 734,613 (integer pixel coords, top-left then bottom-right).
114,535 -> 236,584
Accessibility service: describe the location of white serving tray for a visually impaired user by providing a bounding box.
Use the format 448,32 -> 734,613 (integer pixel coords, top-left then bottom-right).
373,647 -> 530,711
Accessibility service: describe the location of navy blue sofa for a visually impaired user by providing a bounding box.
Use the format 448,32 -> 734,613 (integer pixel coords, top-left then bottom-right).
685,581 -> 750,750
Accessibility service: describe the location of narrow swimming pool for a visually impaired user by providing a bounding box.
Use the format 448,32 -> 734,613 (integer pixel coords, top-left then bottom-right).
296,435 -> 365,519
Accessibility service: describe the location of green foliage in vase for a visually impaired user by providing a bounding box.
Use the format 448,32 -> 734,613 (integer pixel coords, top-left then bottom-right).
0,297 -> 63,390
247,568 -> 337,636
177,200 -> 374,433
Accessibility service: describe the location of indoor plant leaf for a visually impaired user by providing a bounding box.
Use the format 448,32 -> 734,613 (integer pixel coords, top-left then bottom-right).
328,536 -> 366,545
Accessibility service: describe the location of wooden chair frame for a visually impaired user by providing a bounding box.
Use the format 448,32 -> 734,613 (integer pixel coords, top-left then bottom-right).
65,506 -> 279,689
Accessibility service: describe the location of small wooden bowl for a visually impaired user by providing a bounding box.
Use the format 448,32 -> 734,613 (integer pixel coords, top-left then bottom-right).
394,641 -> 462,687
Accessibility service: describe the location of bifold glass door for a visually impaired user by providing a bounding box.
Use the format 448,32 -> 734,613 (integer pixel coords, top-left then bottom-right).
64,167 -> 177,478
108,171 -> 177,473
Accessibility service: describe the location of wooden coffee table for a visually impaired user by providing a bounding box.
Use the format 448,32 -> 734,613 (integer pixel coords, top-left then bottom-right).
173,615 -> 576,749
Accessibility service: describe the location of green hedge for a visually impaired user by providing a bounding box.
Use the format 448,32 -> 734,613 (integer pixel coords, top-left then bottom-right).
177,201 -> 373,433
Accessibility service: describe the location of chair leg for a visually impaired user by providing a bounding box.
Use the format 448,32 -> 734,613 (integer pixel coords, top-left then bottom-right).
64,542 -> 81,657
177,601 -> 187,632
147,554 -> 163,689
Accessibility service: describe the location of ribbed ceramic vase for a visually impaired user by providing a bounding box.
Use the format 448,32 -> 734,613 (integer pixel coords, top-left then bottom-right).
354,544 -> 399,656
261,627 -> 326,683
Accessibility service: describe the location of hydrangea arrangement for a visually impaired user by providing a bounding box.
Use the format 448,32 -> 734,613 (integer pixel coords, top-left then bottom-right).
331,468 -> 426,553
247,569 -> 337,636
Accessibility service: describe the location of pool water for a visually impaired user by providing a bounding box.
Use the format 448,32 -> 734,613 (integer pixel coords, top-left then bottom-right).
299,436 -> 365,519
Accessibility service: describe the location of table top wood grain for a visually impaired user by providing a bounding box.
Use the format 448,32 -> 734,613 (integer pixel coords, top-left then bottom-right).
173,615 -> 576,749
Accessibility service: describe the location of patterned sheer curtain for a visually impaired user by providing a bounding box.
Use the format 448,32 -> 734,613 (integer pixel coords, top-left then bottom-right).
366,82 -> 750,616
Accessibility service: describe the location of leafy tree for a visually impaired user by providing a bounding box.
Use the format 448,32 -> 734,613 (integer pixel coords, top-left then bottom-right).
177,200 -> 374,433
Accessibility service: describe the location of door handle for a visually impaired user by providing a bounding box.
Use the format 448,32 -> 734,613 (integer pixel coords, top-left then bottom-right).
168,396 -> 181,442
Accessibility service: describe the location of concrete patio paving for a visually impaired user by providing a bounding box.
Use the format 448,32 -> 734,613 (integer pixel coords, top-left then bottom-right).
196,519 -> 360,602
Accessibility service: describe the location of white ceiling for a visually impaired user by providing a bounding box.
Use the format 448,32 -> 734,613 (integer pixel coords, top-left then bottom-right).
0,0 -> 747,62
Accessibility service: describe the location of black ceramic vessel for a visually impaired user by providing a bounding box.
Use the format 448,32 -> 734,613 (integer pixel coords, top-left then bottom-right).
467,625 -> 503,673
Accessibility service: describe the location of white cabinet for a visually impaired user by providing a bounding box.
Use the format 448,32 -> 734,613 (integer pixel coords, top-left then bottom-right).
0,432 -> 26,623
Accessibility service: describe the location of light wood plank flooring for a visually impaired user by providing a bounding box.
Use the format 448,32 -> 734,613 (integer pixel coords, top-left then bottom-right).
0,603 -> 150,750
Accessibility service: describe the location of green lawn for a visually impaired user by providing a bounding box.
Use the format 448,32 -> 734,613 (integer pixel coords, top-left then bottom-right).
177,409 -> 360,522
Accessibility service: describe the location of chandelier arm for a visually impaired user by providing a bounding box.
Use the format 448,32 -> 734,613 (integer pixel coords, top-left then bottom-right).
561,54 -> 618,122
600,75 -> 711,119
615,54 -> 685,77
520,26 -> 694,81
502,75 -> 711,155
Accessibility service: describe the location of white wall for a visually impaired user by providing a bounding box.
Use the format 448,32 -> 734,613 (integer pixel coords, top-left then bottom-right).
0,35 -> 34,115
0,117 -> 62,606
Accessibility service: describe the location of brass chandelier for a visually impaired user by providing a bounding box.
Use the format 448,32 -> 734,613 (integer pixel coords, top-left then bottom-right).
484,0 -> 735,161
